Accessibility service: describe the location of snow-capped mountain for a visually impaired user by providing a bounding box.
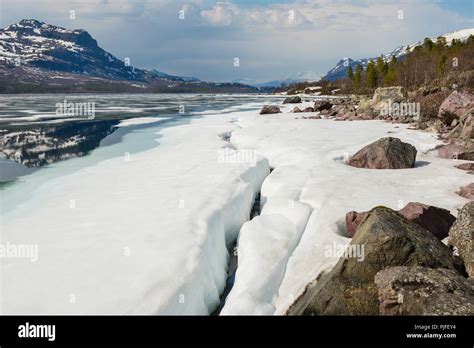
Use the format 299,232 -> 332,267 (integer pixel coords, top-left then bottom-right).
0,19 -> 257,93
149,69 -> 200,82
234,71 -> 323,88
0,19 -> 147,80
323,28 -> 474,81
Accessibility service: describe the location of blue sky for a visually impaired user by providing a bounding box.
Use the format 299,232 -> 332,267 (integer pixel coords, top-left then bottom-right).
1,0 -> 473,82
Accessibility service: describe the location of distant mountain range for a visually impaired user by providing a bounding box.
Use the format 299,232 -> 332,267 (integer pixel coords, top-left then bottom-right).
323,28 -> 474,81
234,71 -> 323,88
0,19 -> 258,93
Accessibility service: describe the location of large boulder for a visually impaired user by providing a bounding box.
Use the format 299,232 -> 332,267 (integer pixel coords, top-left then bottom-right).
260,105 -> 281,115
456,183 -> 474,200
346,203 -> 456,239
438,90 -> 474,124
449,202 -> 474,277
375,266 -> 474,315
347,137 -> 417,169
283,96 -> 302,104
355,98 -> 375,119
372,86 -> 408,104
398,202 -> 456,240
296,207 -> 464,315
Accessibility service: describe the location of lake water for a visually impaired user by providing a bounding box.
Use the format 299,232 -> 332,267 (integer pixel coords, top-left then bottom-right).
0,93 -> 284,214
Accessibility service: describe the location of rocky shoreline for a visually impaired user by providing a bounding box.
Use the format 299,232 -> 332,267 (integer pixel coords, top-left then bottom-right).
255,86 -> 474,316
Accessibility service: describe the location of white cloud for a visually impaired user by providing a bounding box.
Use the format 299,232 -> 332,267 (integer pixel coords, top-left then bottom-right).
200,1 -> 239,27
0,0 -> 472,82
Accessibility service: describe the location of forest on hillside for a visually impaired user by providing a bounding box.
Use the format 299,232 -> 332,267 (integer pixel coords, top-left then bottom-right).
283,35 -> 474,95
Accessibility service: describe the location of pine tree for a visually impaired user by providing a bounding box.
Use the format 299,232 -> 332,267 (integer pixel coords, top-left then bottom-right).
366,61 -> 378,89
436,36 -> 447,48
384,67 -> 397,85
423,38 -> 434,51
437,54 -> 447,76
347,66 -> 354,80
354,64 -> 363,90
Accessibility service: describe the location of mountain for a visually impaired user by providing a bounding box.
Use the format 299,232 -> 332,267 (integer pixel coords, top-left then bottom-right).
323,28 -> 474,81
233,71 -> 323,88
0,19 -> 258,93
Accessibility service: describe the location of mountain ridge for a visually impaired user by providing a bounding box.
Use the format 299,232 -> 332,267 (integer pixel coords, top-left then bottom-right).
0,19 -> 258,93
323,28 -> 474,81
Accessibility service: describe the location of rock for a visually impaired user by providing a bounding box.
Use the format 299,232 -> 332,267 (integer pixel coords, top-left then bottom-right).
355,98 -> 374,118
314,100 -> 332,111
438,142 -> 474,160
456,183 -> 474,200
345,211 -> 369,237
375,266 -> 474,315
302,107 -> 315,112
438,90 -> 474,123
295,207 -> 464,315
348,137 -> 417,169
456,162 -> 474,171
292,106 -> 302,113
449,202 -> 474,277
260,105 -> 281,115
346,202 -> 455,240
283,96 -> 302,104
372,86 -> 408,104
398,202 -> 456,240
460,113 -> 474,139
371,87 -> 409,118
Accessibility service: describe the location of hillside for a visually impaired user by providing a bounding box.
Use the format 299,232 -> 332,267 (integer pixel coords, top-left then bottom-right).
0,19 -> 258,93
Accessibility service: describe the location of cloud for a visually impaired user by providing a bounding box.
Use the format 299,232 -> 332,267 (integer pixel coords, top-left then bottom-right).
0,0 -> 473,82
200,1 -> 239,26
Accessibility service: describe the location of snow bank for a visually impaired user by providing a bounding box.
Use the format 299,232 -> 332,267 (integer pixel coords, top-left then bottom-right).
0,112 -> 270,314
225,114 -> 472,315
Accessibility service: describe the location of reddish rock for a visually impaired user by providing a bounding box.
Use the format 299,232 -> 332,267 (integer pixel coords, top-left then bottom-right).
457,183 -> 474,200
438,143 -> 474,160
346,202 -> 455,239
302,107 -> 315,112
438,90 -> 474,122
292,106 -> 302,113
345,211 -> 369,237
348,137 -> 417,169
460,114 -> 474,139
260,105 -> 280,115
398,202 -> 455,240
455,162 -> 474,171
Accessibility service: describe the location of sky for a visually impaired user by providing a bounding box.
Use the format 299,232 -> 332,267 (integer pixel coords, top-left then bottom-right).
0,0 -> 473,82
